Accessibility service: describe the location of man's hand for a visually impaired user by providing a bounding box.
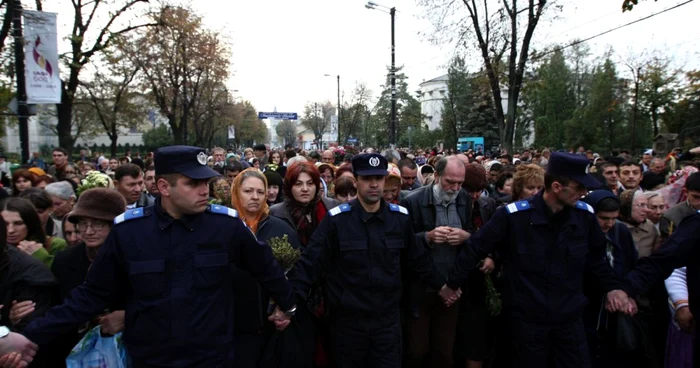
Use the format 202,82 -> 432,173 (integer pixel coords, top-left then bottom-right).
0,352 -> 27,368
15,241 -> 42,256
479,257 -> 495,274
438,285 -> 462,307
446,228 -> 470,246
7,302 -> 35,327
98,310 -> 125,335
267,306 -> 292,331
0,333 -> 37,365
676,306 -> 694,333
427,227 -> 452,244
606,290 -> 636,315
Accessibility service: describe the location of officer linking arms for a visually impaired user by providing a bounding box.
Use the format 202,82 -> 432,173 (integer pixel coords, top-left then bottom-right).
17,146 -> 296,367
441,152 -> 636,368
286,153 -> 457,368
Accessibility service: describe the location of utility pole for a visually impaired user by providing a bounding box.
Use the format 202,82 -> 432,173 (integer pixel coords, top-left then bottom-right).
390,7 -> 396,148
337,75 -> 341,145
12,0 -> 30,164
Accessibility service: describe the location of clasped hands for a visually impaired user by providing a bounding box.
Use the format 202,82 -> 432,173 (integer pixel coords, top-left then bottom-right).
427,227 -> 470,246
438,285 -> 462,307
605,290 -> 638,315
267,306 -> 292,332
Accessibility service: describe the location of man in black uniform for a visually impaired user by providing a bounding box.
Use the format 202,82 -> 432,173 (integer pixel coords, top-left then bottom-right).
287,153 -> 450,368
20,145 -> 296,367
440,152 -> 635,368
624,211 -> 700,365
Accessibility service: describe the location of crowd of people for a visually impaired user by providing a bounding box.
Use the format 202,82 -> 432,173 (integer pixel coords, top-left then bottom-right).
0,142 -> 698,368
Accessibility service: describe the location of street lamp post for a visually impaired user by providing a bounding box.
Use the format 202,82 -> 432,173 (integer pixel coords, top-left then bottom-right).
324,74 -> 341,144
366,2 -> 397,148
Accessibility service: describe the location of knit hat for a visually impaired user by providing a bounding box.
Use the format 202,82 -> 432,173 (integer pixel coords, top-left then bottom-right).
264,170 -> 283,188
28,167 -> 46,177
67,188 -> 126,224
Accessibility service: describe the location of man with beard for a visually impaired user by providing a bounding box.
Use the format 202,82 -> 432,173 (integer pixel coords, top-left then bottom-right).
287,153 -> 448,368
400,156 -> 471,368
441,152 -> 636,368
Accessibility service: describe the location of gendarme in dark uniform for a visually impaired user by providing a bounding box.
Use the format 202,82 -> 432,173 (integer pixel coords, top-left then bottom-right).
445,152 -> 633,368
23,146 -> 296,367
287,153 -> 444,368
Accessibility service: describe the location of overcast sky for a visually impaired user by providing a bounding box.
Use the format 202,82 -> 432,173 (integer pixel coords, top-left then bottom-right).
43,0 -> 700,117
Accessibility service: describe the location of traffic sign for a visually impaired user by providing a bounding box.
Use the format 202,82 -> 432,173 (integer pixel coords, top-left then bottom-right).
258,112 -> 298,120
347,137 -> 358,144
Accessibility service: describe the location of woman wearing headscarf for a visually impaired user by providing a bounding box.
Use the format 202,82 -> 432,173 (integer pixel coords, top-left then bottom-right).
229,168 -> 303,368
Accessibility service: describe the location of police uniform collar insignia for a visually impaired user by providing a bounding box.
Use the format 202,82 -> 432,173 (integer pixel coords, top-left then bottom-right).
114,208 -> 148,224
575,201 -> 595,214
506,200 -> 532,214
208,204 -> 239,218
388,203 -> 409,215
369,157 -> 380,167
329,203 -> 352,217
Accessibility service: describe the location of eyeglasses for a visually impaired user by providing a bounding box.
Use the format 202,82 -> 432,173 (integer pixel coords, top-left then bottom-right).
76,220 -> 109,233
633,203 -> 648,208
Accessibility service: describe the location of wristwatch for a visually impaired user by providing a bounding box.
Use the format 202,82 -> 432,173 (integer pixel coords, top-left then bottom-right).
0,326 -> 10,339
284,305 -> 297,317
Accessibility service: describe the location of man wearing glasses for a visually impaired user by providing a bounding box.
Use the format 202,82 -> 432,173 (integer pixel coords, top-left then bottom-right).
440,152 -> 636,368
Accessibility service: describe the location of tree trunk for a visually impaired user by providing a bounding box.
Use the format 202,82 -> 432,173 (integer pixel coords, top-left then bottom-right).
56,89 -> 75,156
169,115 -> 183,145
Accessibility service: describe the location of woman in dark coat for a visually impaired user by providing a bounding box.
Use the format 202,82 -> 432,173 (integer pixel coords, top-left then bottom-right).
229,168 -> 306,368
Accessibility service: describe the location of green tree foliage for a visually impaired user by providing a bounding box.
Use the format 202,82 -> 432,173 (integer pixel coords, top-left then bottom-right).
372,66 -> 425,148
275,120 -> 297,147
301,101 -> 334,148
522,49 -> 576,149
442,57 -> 500,151
663,70 -> 700,146
142,124 -> 172,152
639,56 -> 680,137
622,0 -> 657,12
231,101 -> 268,149
341,82 -> 373,144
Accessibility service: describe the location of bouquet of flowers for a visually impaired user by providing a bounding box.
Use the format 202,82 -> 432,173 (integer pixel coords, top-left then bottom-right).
76,171 -> 113,197
268,235 -> 301,273
484,274 -> 502,316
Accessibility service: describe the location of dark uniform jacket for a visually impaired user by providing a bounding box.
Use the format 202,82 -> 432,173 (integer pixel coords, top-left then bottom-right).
627,212 -> 700,318
287,199 -> 445,318
24,200 -> 295,367
447,192 -> 632,325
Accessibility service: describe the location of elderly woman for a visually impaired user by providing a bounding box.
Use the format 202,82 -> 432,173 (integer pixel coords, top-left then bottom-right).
44,181 -> 76,239
384,165 -> 402,204
644,191 -> 666,230
1,198 -> 67,268
48,188 -> 127,361
229,168 -> 302,368
619,189 -> 659,259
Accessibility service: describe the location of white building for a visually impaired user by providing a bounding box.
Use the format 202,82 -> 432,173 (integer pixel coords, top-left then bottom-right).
2,104 -> 165,156
418,74 -> 449,131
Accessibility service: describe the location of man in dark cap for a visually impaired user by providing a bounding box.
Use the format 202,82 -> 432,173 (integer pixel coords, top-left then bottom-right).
21,145 -> 296,366
287,153 -> 448,368
441,152 -> 636,368
253,143 -> 268,168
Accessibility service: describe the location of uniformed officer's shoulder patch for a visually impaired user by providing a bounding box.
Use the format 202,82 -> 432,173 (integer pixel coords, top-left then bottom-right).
506,200 -> 532,214
328,203 -> 352,217
208,204 -> 239,218
114,207 -> 151,225
388,203 -> 409,215
575,201 -> 595,214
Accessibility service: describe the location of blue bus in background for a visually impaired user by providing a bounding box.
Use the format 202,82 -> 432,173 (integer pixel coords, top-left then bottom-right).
458,137 -> 484,153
